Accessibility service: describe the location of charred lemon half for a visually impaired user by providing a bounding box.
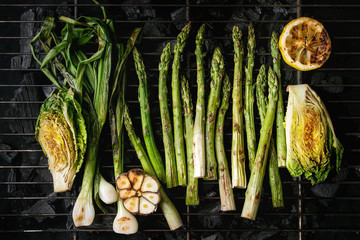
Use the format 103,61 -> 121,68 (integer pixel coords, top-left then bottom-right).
279,17 -> 331,71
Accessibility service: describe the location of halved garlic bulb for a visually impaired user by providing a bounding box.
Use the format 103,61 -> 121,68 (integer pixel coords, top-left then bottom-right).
116,169 -> 161,215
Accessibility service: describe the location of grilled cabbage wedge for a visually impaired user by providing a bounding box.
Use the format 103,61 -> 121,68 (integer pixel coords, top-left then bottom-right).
35,89 -> 87,192
285,84 -> 343,184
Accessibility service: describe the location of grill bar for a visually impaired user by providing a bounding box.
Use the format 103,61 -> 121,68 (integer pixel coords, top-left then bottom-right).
0,0 -> 359,239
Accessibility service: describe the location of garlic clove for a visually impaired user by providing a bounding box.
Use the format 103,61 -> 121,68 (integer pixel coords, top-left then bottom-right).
142,192 -> 161,205
128,169 -> 145,190
119,189 -> 137,199
141,175 -> 160,193
139,197 -> 156,215
117,173 -> 131,190
123,197 -> 139,214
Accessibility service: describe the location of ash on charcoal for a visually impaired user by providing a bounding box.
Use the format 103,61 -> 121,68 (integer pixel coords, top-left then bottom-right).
203,233 -> 224,240
0,143 -> 18,163
22,199 -> 55,222
143,18 -> 171,37
240,231 -> 277,240
121,0 -> 155,20
7,168 -> 16,193
273,1 -> 289,16
36,156 -> 52,182
198,201 -> 222,229
18,142 -> 42,181
170,7 -> 187,31
55,5 -> 72,18
42,85 -> 57,98
310,72 -> 344,94
7,74 -> 41,145
205,38 -> 217,54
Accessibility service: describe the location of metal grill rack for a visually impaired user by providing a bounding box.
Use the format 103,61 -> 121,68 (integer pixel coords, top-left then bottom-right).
0,0 -> 359,239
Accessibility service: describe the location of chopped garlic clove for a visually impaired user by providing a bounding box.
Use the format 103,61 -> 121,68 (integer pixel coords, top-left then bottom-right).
117,173 -> 131,190
128,169 -> 145,190
141,175 -> 160,193
139,197 -> 156,215
123,197 -> 139,214
142,192 -> 161,205
119,189 -> 137,199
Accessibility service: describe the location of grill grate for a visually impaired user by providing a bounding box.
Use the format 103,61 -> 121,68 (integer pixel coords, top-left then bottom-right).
0,0 -> 360,239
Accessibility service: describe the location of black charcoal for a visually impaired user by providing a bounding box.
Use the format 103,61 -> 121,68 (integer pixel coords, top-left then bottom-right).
240,231 -> 276,240
142,18 -> 171,37
121,0 -> 156,21
311,72 -> 344,93
311,168 -> 349,198
170,8 -> 187,31
7,74 -> 41,144
203,233 -> 221,240
22,199 -> 55,222
273,1 -> 289,16
7,168 -> 16,193
36,156 -> 52,182
164,231 -> 186,240
0,143 -> 18,163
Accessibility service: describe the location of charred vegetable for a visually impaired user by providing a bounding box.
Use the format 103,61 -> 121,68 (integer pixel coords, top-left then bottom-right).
205,47 -> 225,180
285,84 -> 344,184
241,67 -> 278,220
124,104 -> 183,230
35,89 -> 87,193
117,169 -> 161,215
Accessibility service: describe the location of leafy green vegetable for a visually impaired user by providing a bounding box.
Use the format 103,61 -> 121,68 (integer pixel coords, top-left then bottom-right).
35,89 -> 87,192
285,84 -> 344,184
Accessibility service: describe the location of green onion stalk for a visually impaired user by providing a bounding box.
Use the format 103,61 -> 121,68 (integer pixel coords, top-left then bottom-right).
172,22 -> 191,185
205,47 -> 225,180
108,28 -> 142,234
124,105 -> 183,230
241,67 -> 278,220
193,24 -> 206,178
159,42 -> 178,188
256,65 -> 284,208
133,47 -> 166,183
181,76 -> 199,206
271,32 -> 287,168
231,25 -> 246,188
244,22 -> 257,171
215,74 -> 235,211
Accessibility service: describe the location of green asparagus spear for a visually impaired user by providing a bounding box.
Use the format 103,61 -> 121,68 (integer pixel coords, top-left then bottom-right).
193,24 -> 206,178
124,104 -> 183,230
215,74 -> 235,211
231,25 -> 246,188
181,76 -> 199,205
241,67 -> 278,220
205,47 -> 225,180
159,42 -> 178,188
244,22 -> 257,171
271,32 -> 287,168
256,65 -> 284,208
172,23 -> 191,185
133,47 -> 166,183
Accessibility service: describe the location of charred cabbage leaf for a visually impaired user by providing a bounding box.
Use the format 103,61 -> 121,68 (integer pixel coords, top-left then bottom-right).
285,84 -> 343,184
35,89 -> 87,192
